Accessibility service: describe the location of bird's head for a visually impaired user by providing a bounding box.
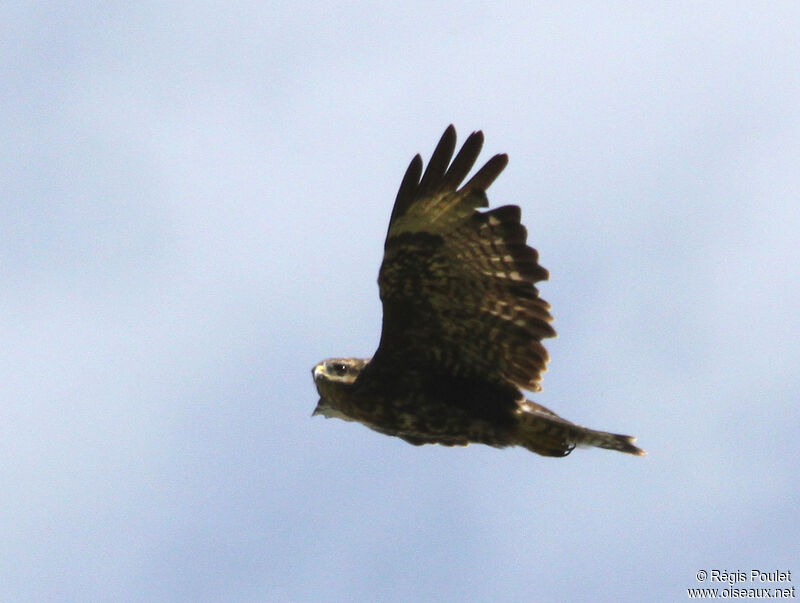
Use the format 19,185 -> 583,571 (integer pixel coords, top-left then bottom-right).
311,358 -> 368,419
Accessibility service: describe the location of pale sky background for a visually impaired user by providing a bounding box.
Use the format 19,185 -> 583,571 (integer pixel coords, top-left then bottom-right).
2,3 -> 799,602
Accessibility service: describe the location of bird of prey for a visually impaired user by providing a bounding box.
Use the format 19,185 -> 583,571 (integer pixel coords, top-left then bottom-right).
312,126 -> 644,457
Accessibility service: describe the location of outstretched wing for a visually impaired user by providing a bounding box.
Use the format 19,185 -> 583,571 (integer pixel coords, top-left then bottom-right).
368,125 -> 555,392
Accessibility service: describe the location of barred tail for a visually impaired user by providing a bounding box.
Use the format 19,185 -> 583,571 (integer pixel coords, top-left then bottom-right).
514,400 -> 646,457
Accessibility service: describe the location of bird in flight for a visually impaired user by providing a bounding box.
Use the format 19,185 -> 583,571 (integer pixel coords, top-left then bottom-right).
312,126 -> 644,457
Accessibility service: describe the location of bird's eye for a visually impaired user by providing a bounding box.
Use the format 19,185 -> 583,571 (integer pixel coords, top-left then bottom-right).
330,362 -> 348,376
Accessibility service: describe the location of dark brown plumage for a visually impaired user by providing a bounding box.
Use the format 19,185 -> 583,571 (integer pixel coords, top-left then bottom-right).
313,126 -> 644,457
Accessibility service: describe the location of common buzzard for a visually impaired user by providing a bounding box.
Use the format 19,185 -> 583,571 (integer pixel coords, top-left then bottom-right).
313,126 -> 644,457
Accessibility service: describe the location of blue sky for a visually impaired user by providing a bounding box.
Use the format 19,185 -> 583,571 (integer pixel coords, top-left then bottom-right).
2,3 -> 799,602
